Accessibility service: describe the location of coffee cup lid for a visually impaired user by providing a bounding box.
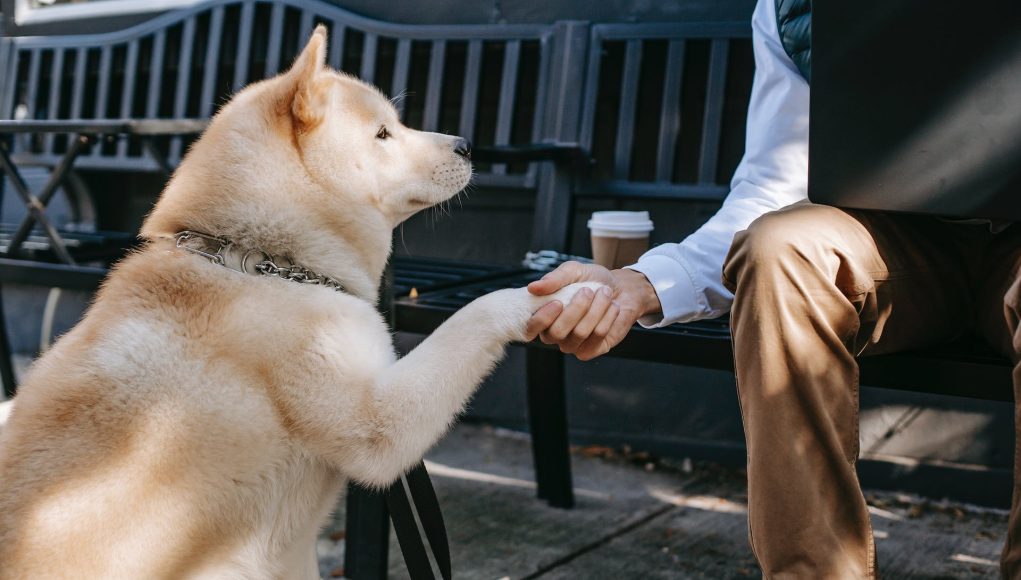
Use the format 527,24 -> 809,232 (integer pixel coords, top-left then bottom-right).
587,211 -> 654,233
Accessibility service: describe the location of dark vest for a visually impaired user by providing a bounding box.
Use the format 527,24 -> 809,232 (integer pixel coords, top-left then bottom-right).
775,0 -> 811,82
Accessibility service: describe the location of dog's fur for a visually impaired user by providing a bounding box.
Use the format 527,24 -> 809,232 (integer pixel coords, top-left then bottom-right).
0,28 -> 592,579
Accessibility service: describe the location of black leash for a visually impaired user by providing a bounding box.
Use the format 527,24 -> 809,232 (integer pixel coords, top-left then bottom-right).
385,461 -> 452,580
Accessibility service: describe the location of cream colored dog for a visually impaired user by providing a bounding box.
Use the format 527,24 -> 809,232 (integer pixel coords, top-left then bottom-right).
0,28 -> 594,579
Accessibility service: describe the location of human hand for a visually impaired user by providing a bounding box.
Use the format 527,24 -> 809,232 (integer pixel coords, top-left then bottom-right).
525,261 -> 661,360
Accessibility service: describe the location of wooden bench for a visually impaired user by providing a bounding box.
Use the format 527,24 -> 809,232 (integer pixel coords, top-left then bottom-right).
392,13 -> 1016,513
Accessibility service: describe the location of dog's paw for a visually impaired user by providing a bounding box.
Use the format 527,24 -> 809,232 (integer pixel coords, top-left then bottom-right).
473,282 -> 607,343
532,281 -> 606,312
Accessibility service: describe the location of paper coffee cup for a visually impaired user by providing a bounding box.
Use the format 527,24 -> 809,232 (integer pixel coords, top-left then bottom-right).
588,211 -> 654,269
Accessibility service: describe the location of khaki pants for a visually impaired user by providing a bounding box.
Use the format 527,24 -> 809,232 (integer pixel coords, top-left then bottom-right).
721,202 -> 1021,579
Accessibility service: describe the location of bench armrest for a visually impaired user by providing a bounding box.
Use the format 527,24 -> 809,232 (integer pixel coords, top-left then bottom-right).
473,143 -> 590,169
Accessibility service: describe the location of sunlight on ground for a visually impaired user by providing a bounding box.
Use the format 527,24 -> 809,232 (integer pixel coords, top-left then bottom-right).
646,486 -> 748,514
423,460 -> 611,500
0,399 -> 14,431
951,554 -> 998,567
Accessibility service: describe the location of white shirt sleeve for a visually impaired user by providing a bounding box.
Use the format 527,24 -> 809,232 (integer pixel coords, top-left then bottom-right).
625,0 -> 810,328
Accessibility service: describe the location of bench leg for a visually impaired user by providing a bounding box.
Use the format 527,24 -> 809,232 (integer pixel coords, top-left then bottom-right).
526,347 -> 574,509
344,482 -> 390,580
0,287 -> 17,399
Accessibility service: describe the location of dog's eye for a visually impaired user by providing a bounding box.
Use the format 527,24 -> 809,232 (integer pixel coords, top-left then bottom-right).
376,126 -> 391,140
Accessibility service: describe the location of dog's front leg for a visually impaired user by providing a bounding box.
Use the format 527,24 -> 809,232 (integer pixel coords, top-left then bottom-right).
346,282 -> 601,487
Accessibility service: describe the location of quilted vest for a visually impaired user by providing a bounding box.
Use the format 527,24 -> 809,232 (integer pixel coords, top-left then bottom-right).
774,0 -> 812,82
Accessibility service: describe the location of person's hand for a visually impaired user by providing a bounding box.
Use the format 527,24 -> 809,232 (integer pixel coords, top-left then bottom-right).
525,262 -> 661,360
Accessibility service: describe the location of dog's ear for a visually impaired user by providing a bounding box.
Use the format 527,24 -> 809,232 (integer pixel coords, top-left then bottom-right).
287,25 -> 328,131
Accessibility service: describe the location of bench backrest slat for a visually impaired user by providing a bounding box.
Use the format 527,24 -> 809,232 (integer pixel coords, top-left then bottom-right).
40,49 -> 62,152
456,40 -> 483,140
145,33 -> 166,118
168,18 -> 197,160
359,32 -> 378,84
697,38 -> 729,185
232,2 -> 255,92
390,38 -> 412,116
655,40 -> 686,183
490,39 -> 521,175
327,20 -> 345,73
198,7 -> 225,119
612,39 -> 643,180
24,49 -> 41,121
421,41 -> 446,133
298,9 -> 315,46
264,3 -> 285,77
117,40 -> 141,157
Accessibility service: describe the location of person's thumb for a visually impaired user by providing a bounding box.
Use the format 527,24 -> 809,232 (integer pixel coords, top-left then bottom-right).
527,262 -> 584,295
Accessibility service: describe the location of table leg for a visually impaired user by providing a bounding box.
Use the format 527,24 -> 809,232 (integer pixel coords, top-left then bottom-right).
344,482 -> 391,580
526,347 -> 575,508
5,134 -> 91,258
0,140 -> 78,265
0,286 -> 17,399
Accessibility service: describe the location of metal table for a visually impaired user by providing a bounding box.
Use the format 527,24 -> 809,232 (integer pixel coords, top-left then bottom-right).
0,118 -> 208,396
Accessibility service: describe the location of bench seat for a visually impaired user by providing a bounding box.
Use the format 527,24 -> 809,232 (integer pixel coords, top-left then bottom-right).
395,271 -> 1014,402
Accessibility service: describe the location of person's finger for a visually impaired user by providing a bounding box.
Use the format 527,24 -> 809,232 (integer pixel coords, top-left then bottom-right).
575,303 -> 620,360
602,308 -> 637,350
527,261 -> 583,296
561,286 -> 613,351
540,287 -> 595,343
524,301 -> 563,341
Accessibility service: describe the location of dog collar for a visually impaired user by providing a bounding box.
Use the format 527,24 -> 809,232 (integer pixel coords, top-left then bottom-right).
172,230 -> 345,292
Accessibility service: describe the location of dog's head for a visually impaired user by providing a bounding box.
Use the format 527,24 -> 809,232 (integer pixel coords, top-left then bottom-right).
280,27 -> 473,225
142,26 -> 472,255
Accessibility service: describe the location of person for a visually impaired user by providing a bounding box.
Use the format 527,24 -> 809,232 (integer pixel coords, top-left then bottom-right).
526,0 -> 1021,577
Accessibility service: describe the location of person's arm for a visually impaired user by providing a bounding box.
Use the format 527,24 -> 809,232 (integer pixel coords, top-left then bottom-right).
626,0 -> 810,327
528,0 -> 810,358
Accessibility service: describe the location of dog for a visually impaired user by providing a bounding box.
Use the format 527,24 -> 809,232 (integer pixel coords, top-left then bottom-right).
0,27 -> 594,579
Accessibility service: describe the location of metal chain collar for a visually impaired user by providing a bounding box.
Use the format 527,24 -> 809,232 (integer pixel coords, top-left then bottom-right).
173,230 -> 345,293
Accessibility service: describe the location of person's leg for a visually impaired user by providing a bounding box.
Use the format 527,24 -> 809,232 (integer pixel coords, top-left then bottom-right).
973,226 -> 1021,578
722,203 -> 974,579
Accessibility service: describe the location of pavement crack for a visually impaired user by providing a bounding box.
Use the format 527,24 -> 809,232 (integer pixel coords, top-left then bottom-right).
520,503 -> 677,579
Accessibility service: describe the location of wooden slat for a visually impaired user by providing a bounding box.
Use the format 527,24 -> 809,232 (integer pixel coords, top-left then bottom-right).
578,38 -> 604,150
264,3 -> 285,75
93,46 -> 112,118
70,48 -> 87,119
170,17 -> 197,159
491,40 -> 521,174
117,41 -> 140,157
145,32 -> 166,117
328,23 -> 345,69
199,6 -> 225,118
232,1 -> 254,91
360,33 -> 378,84
421,41 -> 446,132
613,40 -> 642,180
494,40 -> 521,148
457,40 -> 483,140
390,38 -> 412,117
44,48 -> 65,152
698,39 -> 729,185
299,9 -> 315,43
656,40 -> 685,183
525,36 -> 553,186
0,43 -> 15,118
24,50 -> 41,118
90,45 -> 112,158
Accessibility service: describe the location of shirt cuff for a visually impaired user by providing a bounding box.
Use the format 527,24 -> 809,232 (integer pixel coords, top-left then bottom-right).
624,254 -> 703,328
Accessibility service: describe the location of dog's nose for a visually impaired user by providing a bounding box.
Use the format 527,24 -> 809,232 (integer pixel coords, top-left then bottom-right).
453,138 -> 472,159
